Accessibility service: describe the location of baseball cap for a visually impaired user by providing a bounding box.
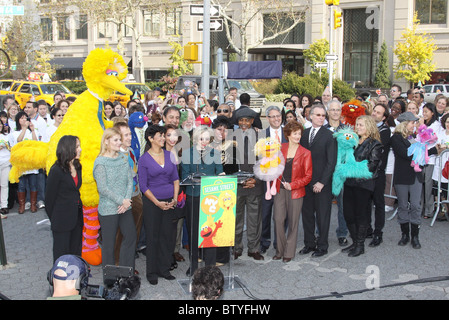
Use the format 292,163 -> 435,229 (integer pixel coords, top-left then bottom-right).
50,255 -> 90,282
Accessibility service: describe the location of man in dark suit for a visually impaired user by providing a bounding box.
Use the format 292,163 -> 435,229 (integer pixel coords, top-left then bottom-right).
299,104 -> 337,257
260,106 -> 288,253
231,93 -> 263,129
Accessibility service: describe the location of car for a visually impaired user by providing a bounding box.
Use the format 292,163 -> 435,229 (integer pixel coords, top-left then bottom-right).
107,82 -> 151,106
174,76 -> 266,114
423,84 -> 449,103
8,81 -> 77,108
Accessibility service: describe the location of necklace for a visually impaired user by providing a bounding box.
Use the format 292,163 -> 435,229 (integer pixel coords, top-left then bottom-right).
148,149 -> 163,157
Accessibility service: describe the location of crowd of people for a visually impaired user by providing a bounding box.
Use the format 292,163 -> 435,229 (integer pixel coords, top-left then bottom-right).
2,81 -> 449,290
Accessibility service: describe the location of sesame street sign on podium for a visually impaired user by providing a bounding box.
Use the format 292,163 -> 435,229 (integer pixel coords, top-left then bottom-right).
198,176 -> 237,248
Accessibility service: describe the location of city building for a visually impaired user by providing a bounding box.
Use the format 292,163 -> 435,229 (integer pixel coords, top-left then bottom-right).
31,0 -> 449,91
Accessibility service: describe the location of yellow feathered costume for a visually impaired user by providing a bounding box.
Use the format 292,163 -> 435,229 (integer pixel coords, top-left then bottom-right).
9,48 -> 133,265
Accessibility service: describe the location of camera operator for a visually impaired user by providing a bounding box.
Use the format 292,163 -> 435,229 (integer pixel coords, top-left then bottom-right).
47,255 -> 89,300
47,255 -> 141,300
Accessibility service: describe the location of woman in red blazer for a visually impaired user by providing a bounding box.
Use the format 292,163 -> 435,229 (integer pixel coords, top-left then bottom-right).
273,121 -> 313,262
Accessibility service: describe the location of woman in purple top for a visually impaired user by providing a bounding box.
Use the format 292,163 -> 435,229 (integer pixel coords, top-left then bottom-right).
138,125 -> 180,285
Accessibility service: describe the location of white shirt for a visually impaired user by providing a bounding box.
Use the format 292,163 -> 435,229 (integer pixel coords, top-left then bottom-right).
11,129 -> 39,174
269,126 -> 283,143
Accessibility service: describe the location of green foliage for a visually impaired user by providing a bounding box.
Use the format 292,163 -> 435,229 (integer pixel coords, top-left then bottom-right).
252,79 -> 279,95
60,81 -> 87,94
303,38 -> 329,75
332,79 -> 356,102
265,93 -> 291,102
374,41 -> 391,89
146,81 -> 167,90
275,72 -> 324,98
394,13 -> 437,86
275,71 -> 356,102
168,40 -> 193,77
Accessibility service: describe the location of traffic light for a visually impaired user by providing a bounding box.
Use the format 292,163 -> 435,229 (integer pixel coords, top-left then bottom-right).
183,43 -> 199,61
334,9 -> 342,29
325,0 -> 340,5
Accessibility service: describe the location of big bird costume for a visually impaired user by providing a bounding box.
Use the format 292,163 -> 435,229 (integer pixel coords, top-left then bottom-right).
9,48 -> 133,265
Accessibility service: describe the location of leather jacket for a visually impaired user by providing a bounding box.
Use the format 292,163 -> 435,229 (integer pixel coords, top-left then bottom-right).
345,137 -> 384,191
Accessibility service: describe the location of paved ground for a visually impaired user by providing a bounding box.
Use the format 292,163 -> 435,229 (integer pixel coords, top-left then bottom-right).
1,202 -> 449,302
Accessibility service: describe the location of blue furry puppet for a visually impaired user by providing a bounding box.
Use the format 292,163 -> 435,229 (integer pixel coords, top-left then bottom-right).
128,111 -> 148,161
332,127 -> 373,196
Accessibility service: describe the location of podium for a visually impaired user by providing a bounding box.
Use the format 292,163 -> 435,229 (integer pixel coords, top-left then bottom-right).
177,173 -> 249,295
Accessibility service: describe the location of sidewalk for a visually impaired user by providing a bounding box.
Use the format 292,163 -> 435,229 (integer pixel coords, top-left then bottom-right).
1,204 -> 449,300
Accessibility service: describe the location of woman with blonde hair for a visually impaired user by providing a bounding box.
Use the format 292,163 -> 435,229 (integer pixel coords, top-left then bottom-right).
93,127 -> 136,276
390,112 -> 423,249
342,115 -> 383,257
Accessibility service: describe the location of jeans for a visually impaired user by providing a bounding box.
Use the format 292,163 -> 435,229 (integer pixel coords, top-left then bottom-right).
18,174 -> 37,193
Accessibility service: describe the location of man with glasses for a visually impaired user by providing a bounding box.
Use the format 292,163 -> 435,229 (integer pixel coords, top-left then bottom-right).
216,104 -> 232,119
260,106 -> 287,253
299,104 -> 337,257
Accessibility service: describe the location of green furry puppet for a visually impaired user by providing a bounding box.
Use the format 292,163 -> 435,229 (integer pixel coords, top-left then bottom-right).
332,127 -> 372,196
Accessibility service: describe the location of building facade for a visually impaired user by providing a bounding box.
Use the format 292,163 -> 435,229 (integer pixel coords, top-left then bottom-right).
37,0 -> 449,91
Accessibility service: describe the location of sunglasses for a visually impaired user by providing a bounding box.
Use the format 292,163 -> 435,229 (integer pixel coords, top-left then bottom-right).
217,109 -> 230,113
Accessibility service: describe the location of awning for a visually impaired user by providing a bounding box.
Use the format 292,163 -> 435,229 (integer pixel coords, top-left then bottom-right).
248,45 -> 306,55
50,57 -> 85,70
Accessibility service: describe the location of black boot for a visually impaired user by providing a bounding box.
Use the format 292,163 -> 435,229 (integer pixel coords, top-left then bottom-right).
342,224 -> 356,253
348,225 -> 366,257
410,224 -> 421,249
369,231 -> 383,247
398,223 -> 410,246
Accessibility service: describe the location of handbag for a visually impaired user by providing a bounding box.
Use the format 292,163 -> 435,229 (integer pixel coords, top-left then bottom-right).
442,160 -> 449,179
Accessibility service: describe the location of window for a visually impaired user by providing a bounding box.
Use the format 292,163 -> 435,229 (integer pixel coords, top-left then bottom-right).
76,15 -> 88,40
31,85 -> 40,96
98,21 -> 112,38
41,17 -> 53,41
143,10 -> 160,36
343,8 -> 379,87
166,8 -> 182,35
263,13 -> 306,45
57,16 -> 70,40
19,84 -> 30,93
416,0 -> 448,24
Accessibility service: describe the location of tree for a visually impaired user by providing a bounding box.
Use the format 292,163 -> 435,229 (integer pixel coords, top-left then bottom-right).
212,0 -> 310,61
393,12 -> 437,88
167,40 -> 194,77
38,0 -> 173,83
3,10 -> 56,79
303,38 -> 329,74
374,41 -> 391,89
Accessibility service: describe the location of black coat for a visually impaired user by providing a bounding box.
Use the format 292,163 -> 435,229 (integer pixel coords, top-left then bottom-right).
45,164 -> 82,232
345,138 -> 384,192
390,133 -> 423,185
300,126 -> 337,188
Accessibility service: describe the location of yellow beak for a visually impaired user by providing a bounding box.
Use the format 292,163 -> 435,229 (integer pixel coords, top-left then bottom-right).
100,74 -> 133,97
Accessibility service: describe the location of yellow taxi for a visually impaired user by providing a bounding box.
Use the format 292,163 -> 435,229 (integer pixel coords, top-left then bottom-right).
8,81 -> 77,108
107,83 -> 151,106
